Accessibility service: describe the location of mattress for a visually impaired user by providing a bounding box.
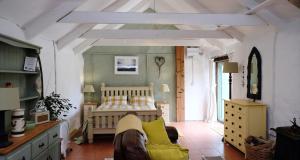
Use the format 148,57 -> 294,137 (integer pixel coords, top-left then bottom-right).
95,104 -> 156,111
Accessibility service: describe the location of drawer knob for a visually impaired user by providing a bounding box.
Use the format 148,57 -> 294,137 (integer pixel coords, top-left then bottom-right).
225,135 -> 227,137
231,105 -> 234,108
231,130 -> 234,133
39,142 -> 45,148
239,108 -> 242,111
239,126 -> 242,129
225,104 -> 228,106
231,114 -> 234,117
231,122 -> 234,125
225,127 -> 228,129
239,134 -> 242,137
22,156 -> 26,160
239,117 -> 241,120
239,143 -> 241,146
225,119 -> 228,122
225,111 -> 228,114
231,139 -> 234,142
53,133 -> 58,138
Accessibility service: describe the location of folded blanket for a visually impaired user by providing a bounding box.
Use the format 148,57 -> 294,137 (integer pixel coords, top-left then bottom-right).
146,144 -> 189,160
115,114 -> 146,137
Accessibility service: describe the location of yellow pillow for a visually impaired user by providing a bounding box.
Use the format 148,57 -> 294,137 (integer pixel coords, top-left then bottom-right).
142,117 -> 171,145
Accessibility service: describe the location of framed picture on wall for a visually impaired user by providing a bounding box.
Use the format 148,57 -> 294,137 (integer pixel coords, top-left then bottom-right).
115,56 -> 139,75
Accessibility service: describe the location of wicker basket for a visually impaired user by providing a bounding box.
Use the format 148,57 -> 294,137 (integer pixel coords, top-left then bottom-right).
244,136 -> 274,160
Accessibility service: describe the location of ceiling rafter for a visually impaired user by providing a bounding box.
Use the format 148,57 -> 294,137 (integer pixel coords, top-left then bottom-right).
59,12 -> 267,26
82,29 -> 232,39
235,0 -> 287,29
72,0 -> 151,54
56,0 -> 131,50
22,0 -> 85,39
57,0 -> 149,50
244,0 -> 276,15
159,0 -> 245,42
91,39 -> 204,46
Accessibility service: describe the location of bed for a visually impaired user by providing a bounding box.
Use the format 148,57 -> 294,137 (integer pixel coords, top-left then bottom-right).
87,83 -> 162,143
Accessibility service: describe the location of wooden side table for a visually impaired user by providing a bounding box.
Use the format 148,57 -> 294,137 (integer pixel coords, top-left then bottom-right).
83,102 -> 97,123
155,101 -> 170,122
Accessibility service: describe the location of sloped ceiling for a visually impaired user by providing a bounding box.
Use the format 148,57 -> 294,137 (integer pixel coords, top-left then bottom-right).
0,0 -> 299,53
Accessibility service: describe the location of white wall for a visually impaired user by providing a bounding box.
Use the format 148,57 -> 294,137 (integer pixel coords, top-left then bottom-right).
185,52 -> 210,120
56,47 -> 84,130
228,20 -> 300,129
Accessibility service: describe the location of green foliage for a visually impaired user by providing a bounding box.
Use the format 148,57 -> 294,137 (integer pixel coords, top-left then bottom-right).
43,92 -> 76,120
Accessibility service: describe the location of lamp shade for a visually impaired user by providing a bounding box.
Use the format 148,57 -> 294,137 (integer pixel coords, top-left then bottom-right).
160,84 -> 170,93
83,85 -> 95,93
223,62 -> 239,73
0,88 -> 20,111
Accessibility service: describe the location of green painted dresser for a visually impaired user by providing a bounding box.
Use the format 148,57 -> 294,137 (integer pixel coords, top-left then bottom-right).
0,121 -> 60,160
0,34 -> 42,124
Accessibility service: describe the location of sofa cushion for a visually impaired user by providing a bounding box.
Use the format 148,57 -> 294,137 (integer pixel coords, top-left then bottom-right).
142,117 -> 171,145
146,144 -> 189,160
114,129 -> 150,160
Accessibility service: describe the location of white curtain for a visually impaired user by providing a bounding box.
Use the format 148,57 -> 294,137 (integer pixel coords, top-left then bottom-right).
205,60 -> 217,122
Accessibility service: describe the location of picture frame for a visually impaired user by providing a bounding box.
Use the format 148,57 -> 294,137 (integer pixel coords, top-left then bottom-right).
115,56 -> 139,75
23,56 -> 37,72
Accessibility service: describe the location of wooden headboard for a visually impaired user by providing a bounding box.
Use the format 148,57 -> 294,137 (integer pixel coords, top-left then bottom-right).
100,83 -> 154,98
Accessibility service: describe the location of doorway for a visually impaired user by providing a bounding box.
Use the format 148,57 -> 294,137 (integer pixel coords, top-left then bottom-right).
215,59 -> 229,123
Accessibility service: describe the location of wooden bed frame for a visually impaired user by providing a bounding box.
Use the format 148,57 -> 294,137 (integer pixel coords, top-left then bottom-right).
87,83 -> 162,143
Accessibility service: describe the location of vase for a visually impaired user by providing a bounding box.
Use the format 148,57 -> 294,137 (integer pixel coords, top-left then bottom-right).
11,109 -> 25,137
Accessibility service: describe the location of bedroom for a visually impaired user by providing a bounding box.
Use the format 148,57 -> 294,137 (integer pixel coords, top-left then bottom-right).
0,0 -> 300,160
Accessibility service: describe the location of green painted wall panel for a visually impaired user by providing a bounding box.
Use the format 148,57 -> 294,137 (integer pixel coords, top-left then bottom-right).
83,46 -> 176,121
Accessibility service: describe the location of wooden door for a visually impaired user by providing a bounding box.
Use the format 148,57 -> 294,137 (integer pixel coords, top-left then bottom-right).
176,46 -> 185,122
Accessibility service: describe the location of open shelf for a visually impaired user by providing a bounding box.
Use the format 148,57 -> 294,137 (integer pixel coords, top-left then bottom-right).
0,70 -> 39,74
20,95 -> 40,101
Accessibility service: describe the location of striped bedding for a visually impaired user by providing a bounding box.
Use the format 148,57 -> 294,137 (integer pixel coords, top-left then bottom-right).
95,104 -> 156,111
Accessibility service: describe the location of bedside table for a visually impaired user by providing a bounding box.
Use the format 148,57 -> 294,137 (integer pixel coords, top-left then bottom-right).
83,102 -> 97,123
155,101 -> 170,122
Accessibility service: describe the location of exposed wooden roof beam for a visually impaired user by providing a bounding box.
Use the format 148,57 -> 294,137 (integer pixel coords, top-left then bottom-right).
82,29 -> 232,39
59,12 -> 267,26
245,0 -> 276,15
159,0 -> 245,42
22,0 -> 85,39
92,39 -> 203,46
56,0 -> 148,50
72,0 -> 151,54
236,0 -> 287,29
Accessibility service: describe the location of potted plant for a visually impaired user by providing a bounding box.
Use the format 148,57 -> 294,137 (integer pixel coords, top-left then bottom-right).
35,92 -> 76,120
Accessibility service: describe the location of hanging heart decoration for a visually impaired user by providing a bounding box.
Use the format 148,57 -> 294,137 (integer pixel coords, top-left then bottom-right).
155,56 -> 165,78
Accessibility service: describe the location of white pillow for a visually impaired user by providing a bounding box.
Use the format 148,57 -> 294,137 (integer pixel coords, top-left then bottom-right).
102,96 -> 127,105
130,96 -> 154,106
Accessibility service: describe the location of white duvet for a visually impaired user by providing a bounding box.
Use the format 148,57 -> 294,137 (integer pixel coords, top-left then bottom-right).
95,103 -> 156,111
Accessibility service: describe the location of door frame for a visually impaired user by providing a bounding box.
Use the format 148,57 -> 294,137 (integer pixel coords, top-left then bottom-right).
214,56 -> 229,123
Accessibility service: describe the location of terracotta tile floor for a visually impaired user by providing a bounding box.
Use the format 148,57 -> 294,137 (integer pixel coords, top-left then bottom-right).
66,121 -> 244,160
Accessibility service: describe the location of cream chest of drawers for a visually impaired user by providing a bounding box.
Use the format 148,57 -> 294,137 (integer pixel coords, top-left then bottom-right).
224,99 -> 267,153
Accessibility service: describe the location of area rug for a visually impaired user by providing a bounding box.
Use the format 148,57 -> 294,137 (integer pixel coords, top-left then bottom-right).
104,158 -> 113,160
201,156 -> 224,160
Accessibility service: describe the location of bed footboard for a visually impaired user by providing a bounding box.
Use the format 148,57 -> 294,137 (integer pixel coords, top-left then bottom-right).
87,107 -> 162,143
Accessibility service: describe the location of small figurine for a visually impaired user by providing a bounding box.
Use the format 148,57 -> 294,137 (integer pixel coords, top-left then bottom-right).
290,117 -> 300,133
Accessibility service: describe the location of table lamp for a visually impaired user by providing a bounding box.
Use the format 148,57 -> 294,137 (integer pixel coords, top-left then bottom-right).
83,85 -> 95,103
0,88 -> 20,148
160,84 -> 170,103
223,62 -> 238,99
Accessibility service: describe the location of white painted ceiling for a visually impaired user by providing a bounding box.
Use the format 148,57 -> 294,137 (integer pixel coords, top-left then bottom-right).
0,0 -> 299,53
